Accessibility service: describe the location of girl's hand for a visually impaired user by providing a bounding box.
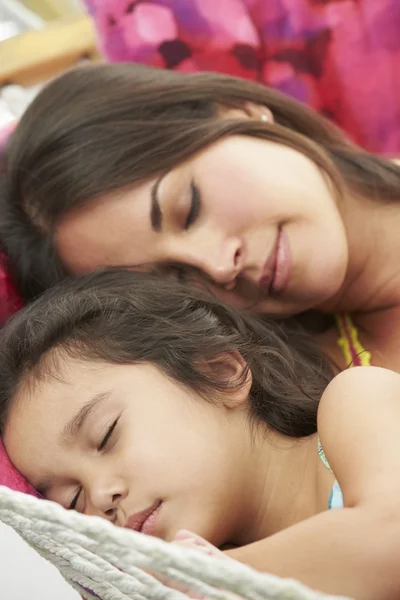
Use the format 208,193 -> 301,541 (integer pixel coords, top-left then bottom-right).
172,529 -> 228,557
167,530 -> 243,599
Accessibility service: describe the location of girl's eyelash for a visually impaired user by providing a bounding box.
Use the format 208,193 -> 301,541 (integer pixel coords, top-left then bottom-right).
98,418 -> 119,452
69,418 -> 119,510
69,417 -> 119,510
69,488 -> 81,511
184,180 -> 201,230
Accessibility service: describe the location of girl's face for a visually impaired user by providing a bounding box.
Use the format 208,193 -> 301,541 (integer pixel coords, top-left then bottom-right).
4,358 -> 258,546
55,134 -> 348,316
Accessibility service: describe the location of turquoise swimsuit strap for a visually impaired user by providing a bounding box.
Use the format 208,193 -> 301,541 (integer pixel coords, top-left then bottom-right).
318,438 -> 332,472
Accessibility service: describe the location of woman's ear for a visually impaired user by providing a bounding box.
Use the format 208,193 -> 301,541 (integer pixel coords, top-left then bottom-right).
200,350 -> 252,408
242,101 -> 274,124
217,102 -> 274,125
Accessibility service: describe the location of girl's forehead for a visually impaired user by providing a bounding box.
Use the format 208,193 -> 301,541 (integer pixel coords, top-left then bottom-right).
3,361 -> 120,469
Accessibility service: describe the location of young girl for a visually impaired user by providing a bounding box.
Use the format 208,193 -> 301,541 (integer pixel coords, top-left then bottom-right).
1,269 -> 400,600
2,63 -> 400,373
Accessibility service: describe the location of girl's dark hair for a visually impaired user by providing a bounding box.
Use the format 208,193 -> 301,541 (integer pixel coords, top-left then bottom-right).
2,63 -> 399,301
0,270 -> 333,438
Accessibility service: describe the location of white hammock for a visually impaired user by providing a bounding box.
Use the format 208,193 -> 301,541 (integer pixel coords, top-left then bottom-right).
0,486 -> 350,600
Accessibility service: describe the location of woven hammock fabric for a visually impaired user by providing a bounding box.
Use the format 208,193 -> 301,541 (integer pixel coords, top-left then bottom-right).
0,486 -> 351,600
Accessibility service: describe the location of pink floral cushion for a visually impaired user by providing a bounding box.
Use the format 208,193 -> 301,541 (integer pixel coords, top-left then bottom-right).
84,0 -> 400,154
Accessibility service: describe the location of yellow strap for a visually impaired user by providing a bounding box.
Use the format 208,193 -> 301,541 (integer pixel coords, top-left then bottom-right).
336,313 -> 372,367
319,314 -> 371,471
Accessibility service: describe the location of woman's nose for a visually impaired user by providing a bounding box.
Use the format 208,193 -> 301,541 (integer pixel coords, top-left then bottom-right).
179,236 -> 245,286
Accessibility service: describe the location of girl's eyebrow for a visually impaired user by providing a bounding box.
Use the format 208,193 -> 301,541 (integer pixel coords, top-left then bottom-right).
61,391 -> 113,445
36,477 -> 51,497
36,391 -> 114,495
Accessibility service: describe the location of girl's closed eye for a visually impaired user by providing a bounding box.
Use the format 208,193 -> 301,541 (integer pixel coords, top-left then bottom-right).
98,417 -> 119,452
68,418 -> 120,510
69,487 -> 81,511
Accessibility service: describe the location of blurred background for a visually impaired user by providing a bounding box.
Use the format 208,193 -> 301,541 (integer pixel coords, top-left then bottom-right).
0,0 -> 96,130
0,7 -> 89,600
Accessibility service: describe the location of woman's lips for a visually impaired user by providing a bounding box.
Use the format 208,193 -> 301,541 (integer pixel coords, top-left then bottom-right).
126,500 -> 162,536
259,227 -> 291,296
259,231 -> 279,292
272,228 -> 291,295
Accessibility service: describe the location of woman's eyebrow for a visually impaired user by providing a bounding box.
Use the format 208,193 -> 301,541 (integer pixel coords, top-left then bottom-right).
150,174 -> 165,232
61,391 -> 113,445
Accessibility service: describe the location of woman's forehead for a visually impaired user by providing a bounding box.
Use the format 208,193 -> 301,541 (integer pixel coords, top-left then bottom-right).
54,182 -> 158,273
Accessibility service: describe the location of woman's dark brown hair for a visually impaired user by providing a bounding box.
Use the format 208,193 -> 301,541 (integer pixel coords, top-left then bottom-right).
1,63 -> 400,300
0,270 -> 333,438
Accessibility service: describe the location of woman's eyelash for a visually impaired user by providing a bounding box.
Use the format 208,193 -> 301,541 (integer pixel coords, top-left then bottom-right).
98,418 -> 119,452
184,180 -> 201,230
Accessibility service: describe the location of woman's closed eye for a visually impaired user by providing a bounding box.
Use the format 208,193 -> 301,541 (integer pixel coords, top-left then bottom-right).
184,180 -> 201,230
68,418 -> 120,510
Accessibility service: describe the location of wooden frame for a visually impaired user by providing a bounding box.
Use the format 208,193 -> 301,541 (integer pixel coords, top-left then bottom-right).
0,16 -> 99,87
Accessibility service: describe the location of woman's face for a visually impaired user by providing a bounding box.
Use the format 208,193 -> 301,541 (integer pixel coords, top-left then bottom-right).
4,358 -> 257,546
55,134 -> 348,315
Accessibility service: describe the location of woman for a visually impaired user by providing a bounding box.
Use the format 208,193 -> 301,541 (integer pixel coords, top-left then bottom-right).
2,63 -> 400,370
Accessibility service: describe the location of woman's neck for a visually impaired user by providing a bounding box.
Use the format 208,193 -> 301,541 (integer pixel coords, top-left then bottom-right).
318,192 -> 400,316
311,189 -> 400,371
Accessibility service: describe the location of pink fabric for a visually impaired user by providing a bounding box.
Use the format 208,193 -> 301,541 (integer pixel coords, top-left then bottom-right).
0,131 -> 29,496
0,254 -> 23,326
85,0 -> 400,154
0,124 -> 24,327
0,439 -> 39,496
0,123 -> 14,173
0,123 -> 15,149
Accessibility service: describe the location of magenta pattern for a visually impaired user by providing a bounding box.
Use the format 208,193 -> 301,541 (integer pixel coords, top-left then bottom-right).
85,0 -> 400,154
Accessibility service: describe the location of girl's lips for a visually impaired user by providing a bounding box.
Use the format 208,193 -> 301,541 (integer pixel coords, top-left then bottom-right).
141,500 -> 162,536
126,500 -> 162,536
